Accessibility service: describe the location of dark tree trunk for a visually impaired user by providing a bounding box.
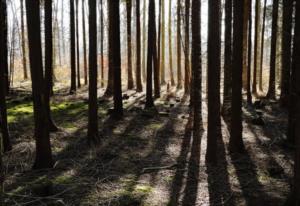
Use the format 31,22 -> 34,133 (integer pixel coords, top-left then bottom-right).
87,0 -> 99,144
20,0 -> 28,80
222,0 -> 233,116
75,0 -> 81,88
70,0 -> 76,94
184,0 -> 191,95
259,0 -> 267,91
266,0 -> 279,99
136,0 -> 143,92
247,0 -> 253,105
0,0 -> 12,152
145,0 -> 156,108
160,0 -> 166,85
1,0 -> 9,94
242,0 -> 249,90
126,0 -> 134,90
168,0 -> 175,86
154,0 -> 160,99
229,0 -> 245,153
191,0 -> 202,153
280,0 -> 293,107
206,0 -> 221,164
82,0 -> 88,85
100,0 -> 104,88
26,0 -> 53,169
109,0 -> 123,117
252,0 -> 260,95
45,0 -> 58,132
177,0 -> 182,89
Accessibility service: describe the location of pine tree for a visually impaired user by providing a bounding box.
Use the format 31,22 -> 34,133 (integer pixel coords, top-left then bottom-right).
136,0 -> 143,92
70,0 -> 76,94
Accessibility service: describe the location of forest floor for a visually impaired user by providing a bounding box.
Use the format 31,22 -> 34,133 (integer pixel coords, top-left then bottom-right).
2,84 -> 294,206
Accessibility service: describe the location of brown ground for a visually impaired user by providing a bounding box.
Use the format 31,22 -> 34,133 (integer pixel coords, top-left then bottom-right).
2,85 -> 293,206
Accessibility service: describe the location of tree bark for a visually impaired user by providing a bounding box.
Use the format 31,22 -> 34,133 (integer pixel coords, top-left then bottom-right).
160,0 -> 166,85
177,0 -> 182,89
82,0 -> 88,85
70,0 -> 76,94
252,0 -> 260,95
20,0 -> 28,80
75,0 -> 81,88
127,0 -> 134,90
168,0 -> 175,86
259,0 -> 267,91
136,0 -> 143,92
247,0 -> 253,105
184,0 -> 191,95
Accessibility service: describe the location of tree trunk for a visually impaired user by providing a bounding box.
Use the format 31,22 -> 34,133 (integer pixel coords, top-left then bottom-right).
70,0 -> 76,94
75,0 -> 81,88
252,0 -> 260,95
82,0 -> 88,85
20,0 -> 28,80
206,0 -> 221,164
177,0 -> 182,89
142,0 -> 147,82
0,0 -> 12,152
247,0 -> 253,105
279,0 -> 293,107
229,0 -> 245,153
222,0 -> 233,116
259,0 -> 267,92
100,0 -> 104,88
136,0 -> 143,92
109,0 -> 123,117
160,0 -> 166,85
45,0 -> 58,132
266,0 -> 279,99
127,0 -> 134,90
26,0 -> 53,169
184,0 -> 191,95
242,0 -> 249,89
168,0 -> 175,86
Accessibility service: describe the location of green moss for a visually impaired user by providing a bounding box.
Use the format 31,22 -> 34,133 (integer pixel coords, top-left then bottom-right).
53,175 -> 73,185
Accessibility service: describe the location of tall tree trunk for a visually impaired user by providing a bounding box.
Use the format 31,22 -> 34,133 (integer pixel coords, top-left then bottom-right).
279,0 -> 293,106
145,0 -> 156,108
206,0 -> 221,164
266,0 -> 279,99
87,0 -> 99,144
109,0 -> 123,117
100,0 -> 104,88
45,0 -> 58,132
136,0 -> 143,92
168,0 -> 175,86
242,0 -> 249,89
127,0 -> 134,90
177,0 -> 182,89
229,0 -> 245,153
26,0 -> 53,169
259,0 -> 267,92
70,0 -> 76,94
160,0 -> 166,85
75,0 -> 81,88
222,0 -> 233,116
247,0 -> 253,104
142,0 -> 147,82
153,6 -> 160,99
252,0 -> 260,95
82,0 -> 88,85
184,0 -> 191,95
0,0 -> 12,152
20,0 -> 28,80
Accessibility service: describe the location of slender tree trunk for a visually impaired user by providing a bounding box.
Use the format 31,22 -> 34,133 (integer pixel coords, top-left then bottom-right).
82,0 -> 88,85
45,0 -> 58,132
222,0 -> 233,116
184,0 -> 191,95
26,0 -> 53,169
266,0 -> 279,99
206,0 -> 221,164
177,0 -> 182,89
75,0 -> 81,88
127,0 -> 134,90
252,0 -> 260,95
20,0 -> 28,80
160,0 -> 166,85
87,0 -> 99,144
280,0 -> 293,106
142,0 -> 147,82
168,0 -> 175,86
70,0 -> 76,94
100,0 -> 104,88
259,0 -> 267,91
153,8 -> 160,99
242,0 -> 249,89
136,0 -> 143,92
229,0 -> 245,153
109,0 -> 123,117
247,0 -> 253,104
0,0 -> 12,152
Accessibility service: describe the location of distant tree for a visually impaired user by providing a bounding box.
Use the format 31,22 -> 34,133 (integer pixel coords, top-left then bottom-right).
100,0 -> 104,88
177,0 -> 182,89
160,0 -> 166,85
184,0 -> 191,95
206,0 -> 221,164
109,0 -> 123,117
229,0 -> 245,153
26,0 -> 53,169
20,0 -> 28,80
266,0 -> 279,99
222,0 -> 233,116
75,0 -> 81,88
70,0 -> 76,94
247,0 -> 253,105
191,0 -> 202,152
168,0 -> 175,86
0,0 -> 11,152
44,0 -> 58,132
82,0 -> 88,85
142,0 -> 147,82
145,0 -> 156,108
87,0 -> 99,144
280,0 -> 293,107
136,0 -> 143,92
259,0 -> 267,91
126,0 -> 134,90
